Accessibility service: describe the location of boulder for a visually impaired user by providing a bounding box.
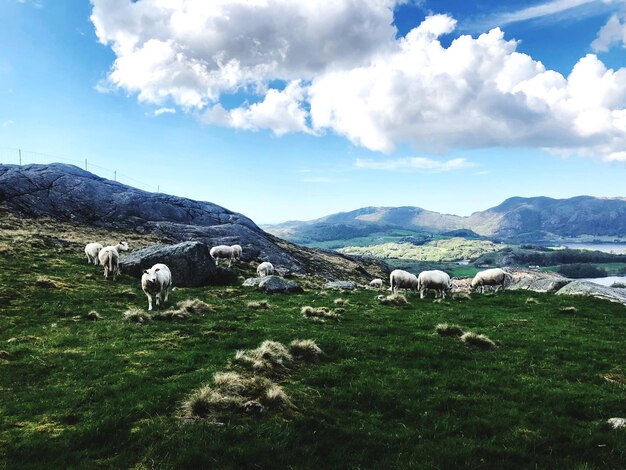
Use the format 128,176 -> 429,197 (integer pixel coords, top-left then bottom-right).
324,280 -> 358,290
555,280 -> 626,305
507,270 -> 571,293
119,241 -> 236,287
242,276 -> 302,294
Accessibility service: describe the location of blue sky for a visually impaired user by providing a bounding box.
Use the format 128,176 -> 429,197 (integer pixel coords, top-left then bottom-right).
1,0 -> 625,223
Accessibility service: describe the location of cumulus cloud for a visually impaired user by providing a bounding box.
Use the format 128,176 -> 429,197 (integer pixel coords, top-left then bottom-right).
592,13 -> 626,51
153,107 -> 176,116
355,156 -> 472,171
92,3 -> 626,160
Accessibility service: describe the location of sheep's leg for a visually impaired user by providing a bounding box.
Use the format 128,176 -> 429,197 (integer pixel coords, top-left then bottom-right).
420,288 -> 426,299
163,287 -> 169,303
146,293 -> 153,311
156,293 -> 161,308
228,258 -> 232,268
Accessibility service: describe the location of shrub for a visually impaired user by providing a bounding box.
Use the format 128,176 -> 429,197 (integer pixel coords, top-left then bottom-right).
556,264 -> 608,279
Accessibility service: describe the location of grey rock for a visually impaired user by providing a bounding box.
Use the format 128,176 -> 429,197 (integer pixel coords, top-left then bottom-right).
259,276 -> 303,294
242,277 -> 264,287
119,241 -> 236,287
555,280 -> 626,305
324,280 -> 358,290
507,270 -> 571,293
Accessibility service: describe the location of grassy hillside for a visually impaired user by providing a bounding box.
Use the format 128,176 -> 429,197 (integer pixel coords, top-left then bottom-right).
339,238 -> 506,263
1,226 -> 625,468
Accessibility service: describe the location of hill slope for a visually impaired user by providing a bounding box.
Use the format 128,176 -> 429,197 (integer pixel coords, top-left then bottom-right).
264,196 -> 626,244
0,163 -> 386,282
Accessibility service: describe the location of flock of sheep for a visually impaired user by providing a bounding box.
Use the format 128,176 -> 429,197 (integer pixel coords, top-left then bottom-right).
371,267 -> 511,297
84,241 -> 278,311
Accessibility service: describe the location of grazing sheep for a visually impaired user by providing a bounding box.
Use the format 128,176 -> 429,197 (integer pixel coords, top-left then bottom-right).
417,270 -> 451,299
231,244 -> 242,261
389,269 -> 419,293
141,263 -> 172,311
98,241 -> 129,280
471,268 -> 510,293
369,278 -> 384,289
257,261 -> 275,277
210,245 -> 235,267
84,242 -> 103,265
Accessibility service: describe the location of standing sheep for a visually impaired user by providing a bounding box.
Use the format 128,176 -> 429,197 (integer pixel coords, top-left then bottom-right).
84,242 -> 103,265
389,269 -> 419,293
98,241 -> 129,280
369,278 -> 384,289
471,268 -> 510,293
257,261 -> 275,277
210,245 -> 235,267
141,263 -> 172,310
231,244 -> 242,261
417,270 -> 451,299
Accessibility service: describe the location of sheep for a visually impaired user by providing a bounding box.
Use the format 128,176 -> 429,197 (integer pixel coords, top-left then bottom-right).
231,244 -> 242,261
369,278 -> 384,289
84,242 -> 103,265
210,245 -> 235,267
141,263 -> 172,311
257,261 -> 275,277
471,268 -> 510,293
98,241 -> 129,280
417,270 -> 451,299
389,269 -> 419,293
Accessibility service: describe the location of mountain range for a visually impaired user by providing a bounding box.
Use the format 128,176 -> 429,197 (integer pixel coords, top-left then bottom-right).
264,196 -> 626,244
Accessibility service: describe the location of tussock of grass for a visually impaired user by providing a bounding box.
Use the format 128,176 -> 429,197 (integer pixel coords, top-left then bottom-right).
300,306 -> 340,321
559,306 -> 578,314
247,300 -> 270,310
122,307 -> 152,324
435,323 -> 465,337
84,310 -> 103,321
333,298 -> 348,306
176,299 -> 212,314
262,385 -> 291,409
607,417 -> 626,429
234,340 -> 294,374
525,297 -> 540,304
377,293 -> 409,306
35,276 -> 62,289
460,332 -> 497,350
289,339 -> 323,362
118,290 -> 138,299
452,292 -> 471,301
602,373 -> 626,386
152,309 -> 192,321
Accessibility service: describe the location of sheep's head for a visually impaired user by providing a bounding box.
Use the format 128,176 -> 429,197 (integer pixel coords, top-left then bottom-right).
119,241 -> 129,251
142,268 -> 160,289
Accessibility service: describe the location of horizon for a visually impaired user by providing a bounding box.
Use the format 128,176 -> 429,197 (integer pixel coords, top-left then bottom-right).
1,1 -> 626,224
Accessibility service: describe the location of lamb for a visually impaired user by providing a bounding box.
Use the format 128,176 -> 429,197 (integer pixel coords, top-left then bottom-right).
210,245 -> 235,267
231,244 -> 242,261
98,241 -> 129,280
471,268 -> 510,293
417,270 -> 451,299
257,261 -> 275,277
141,263 -> 172,310
389,269 -> 419,293
84,242 -> 103,265
369,278 -> 384,289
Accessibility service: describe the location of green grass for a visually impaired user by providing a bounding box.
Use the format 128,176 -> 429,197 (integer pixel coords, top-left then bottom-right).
1,242 -> 625,469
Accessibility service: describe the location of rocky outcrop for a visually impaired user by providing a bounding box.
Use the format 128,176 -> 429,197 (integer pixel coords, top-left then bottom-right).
242,275 -> 303,294
119,241 -> 236,287
0,164 -> 389,283
507,270 -> 571,293
555,280 -> 626,305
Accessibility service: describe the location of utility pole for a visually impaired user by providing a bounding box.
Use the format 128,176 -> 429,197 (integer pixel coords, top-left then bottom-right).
114,170 -> 117,181
85,159 -> 87,171
157,185 -> 160,193
18,149 -> 22,166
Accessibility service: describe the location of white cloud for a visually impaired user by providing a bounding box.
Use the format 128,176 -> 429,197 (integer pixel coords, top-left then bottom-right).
1,120 -> 15,127
153,107 -> 176,116
92,4 -> 626,161
592,13 -> 626,50
355,156 -> 473,171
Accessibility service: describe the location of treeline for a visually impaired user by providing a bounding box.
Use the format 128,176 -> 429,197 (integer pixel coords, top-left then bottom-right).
556,264 -> 608,278
511,249 -> 626,266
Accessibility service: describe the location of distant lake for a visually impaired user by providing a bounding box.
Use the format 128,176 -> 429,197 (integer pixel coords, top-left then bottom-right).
580,276 -> 626,287
561,243 -> 626,254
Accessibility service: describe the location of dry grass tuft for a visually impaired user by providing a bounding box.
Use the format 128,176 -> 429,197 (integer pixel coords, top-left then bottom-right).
435,323 -> 465,337
118,290 -> 138,299
378,293 -> 409,306
262,385 -> 291,409
122,307 -> 152,323
152,309 -> 192,321
247,300 -> 270,310
300,306 -> 340,321
176,299 -> 213,315
452,292 -> 471,301
35,276 -> 62,289
84,310 -> 103,321
234,340 -> 294,374
181,385 -> 244,418
602,373 -> 626,386
333,298 -> 348,306
559,306 -> 578,314
525,297 -> 540,304
289,339 -> 324,362
460,332 -> 497,350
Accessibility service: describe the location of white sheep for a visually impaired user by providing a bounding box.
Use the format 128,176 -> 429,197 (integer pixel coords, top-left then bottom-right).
369,278 -> 384,289
231,244 -> 242,261
141,263 -> 172,310
417,270 -> 451,299
98,241 -> 129,280
471,268 -> 510,293
257,261 -> 275,277
84,242 -> 103,265
210,245 -> 235,267
389,269 -> 419,293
